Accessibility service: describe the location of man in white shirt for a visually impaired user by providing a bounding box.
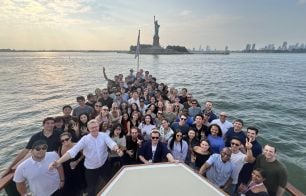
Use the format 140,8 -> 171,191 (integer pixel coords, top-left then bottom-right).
14,140 -> 64,196
229,137 -> 254,195
210,112 -> 233,136
128,90 -> 140,107
50,119 -> 123,196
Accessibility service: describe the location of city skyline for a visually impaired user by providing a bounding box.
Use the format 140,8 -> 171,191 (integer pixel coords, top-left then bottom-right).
1,0 -> 306,50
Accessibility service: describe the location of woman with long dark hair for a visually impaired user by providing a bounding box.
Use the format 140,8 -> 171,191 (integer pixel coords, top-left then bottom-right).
207,124 -> 225,154
239,168 -> 269,196
168,130 -> 188,162
127,111 -> 141,135
193,139 -> 212,170
109,124 -> 126,175
58,132 -> 86,195
72,113 -> 90,140
138,114 -> 156,141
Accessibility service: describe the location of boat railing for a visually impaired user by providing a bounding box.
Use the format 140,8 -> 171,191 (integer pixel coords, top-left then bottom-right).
0,158 -> 304,196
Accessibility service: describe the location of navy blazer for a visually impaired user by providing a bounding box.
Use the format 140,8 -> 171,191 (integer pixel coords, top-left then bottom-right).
138,141 -> 170,163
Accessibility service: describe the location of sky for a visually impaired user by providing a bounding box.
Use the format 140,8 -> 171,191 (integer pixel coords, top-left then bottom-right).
0,0 -> 306,50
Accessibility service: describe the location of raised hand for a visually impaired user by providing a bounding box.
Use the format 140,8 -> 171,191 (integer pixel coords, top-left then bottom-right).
72,123 -> 79,132
245,138 -> 253,150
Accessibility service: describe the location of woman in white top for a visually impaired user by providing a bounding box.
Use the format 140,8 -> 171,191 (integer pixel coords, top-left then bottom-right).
159,118 -> 174,143
109,124 -> 126,173
168,130 -> 188,162
138,114 -> 156,141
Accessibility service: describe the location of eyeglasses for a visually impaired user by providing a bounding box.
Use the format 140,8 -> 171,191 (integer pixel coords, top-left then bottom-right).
151,137 -> 159,140
180,118 -> 187,121
61,138 -> 70,143
34,145 -> 48,151
231,142 -> 240,146
95,105 -> 102,107
221,151 -> 231,156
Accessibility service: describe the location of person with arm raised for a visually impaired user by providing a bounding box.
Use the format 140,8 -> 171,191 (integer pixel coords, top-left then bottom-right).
49,119 -> 123,196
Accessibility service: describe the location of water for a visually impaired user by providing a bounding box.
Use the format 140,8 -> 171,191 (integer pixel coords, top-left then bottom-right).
0,52 -> 305,193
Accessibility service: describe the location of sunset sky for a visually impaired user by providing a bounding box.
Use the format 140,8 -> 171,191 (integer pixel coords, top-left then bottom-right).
1,0 -> 306,50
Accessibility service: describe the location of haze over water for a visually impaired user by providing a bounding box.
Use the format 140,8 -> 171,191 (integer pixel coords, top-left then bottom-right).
0,52 -> 305,193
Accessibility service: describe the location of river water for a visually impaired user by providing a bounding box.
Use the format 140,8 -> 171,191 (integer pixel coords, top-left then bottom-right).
0,52 -> 305,193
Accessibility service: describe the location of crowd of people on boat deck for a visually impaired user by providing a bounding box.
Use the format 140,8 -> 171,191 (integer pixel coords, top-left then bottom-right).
4,67 -> 288,196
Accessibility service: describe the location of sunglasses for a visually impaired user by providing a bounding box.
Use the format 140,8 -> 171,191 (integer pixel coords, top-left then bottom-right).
231,142 -> 240,146
34,145 -> 48,151
151,137 -> 159,140
180,118 -> 187,121
61,138 -> 70,143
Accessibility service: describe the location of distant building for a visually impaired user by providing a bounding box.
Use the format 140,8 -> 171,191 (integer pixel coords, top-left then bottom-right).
282,41 -> 287,50
251,44 -> 256,51
245,44 -> 251,51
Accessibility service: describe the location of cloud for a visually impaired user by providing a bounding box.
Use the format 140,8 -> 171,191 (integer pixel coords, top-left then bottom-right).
180,10 -> 192,16
0,0 -> 96,27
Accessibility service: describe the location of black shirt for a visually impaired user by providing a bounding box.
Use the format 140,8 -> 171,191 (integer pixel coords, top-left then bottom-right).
25,130 -> 61,152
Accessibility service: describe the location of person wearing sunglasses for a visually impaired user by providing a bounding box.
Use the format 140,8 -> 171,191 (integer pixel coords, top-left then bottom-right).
49,119 -> 123,196
97,88 -> 114,110
58,132 -> 85,195
168,130 -> 188,162
139,129 -> 177,164
199,147 -> 233,192
3,117 -> 61,178
171,114 -> 190,136
14,140 -> 64,196
228,137 -> 255,195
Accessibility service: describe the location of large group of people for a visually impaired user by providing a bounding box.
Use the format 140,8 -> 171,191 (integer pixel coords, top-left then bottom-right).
2,67 -> 288,196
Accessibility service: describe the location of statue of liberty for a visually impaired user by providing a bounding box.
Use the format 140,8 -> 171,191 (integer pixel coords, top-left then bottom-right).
153,16 -> 160,47
154,16 -> 160,37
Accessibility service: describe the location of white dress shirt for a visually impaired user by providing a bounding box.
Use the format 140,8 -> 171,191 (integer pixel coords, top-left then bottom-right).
68,132 -> 117,169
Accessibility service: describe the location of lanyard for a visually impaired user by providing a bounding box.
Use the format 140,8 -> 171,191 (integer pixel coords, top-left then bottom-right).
244,182 -> 264,193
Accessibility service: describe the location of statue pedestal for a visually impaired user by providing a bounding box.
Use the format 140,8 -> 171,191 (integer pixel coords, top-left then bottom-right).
153,35 -> 160,48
